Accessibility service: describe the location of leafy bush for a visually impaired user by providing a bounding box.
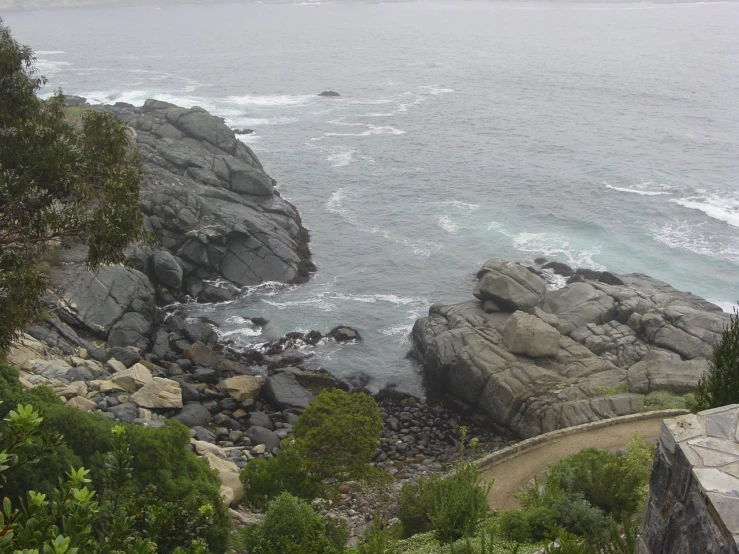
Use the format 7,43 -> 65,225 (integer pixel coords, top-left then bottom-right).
0,375 -> 230,553
292,388 -> 383,481
695,308 -> 739,411
637,391 -> 695,412
238,492 -> 344,554
501,435 -> 653,545
545,440 -> 651,518
398,429 -> 491,543
241,389 -> 383,508
498,510 -> 531,543
354,512 -> 401,554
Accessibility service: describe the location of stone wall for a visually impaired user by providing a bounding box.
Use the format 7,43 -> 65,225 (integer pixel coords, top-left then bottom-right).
639,405 -> 739,554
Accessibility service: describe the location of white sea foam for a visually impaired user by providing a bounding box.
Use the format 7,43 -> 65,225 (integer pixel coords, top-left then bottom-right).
220,327 -> 261,338
512,232 -> 605,270
671,193 -> 739,227
604,181 -> 672,196
34,59 -> 71,74
326,147 -> 355,167
326,189 -> 440,256
227,116 -> 298,127
437,215 -> 460,234
36,50 -> 65,55
436,200 -> 481,215
541,269 -> 569,291
420,85 -> 455,95
356,112 -> 394,117
648,220 -> 739,263
707,300 -> 738,314
323,124 -> 405,138
236,134 -> 262,145
225,94 -> 314,107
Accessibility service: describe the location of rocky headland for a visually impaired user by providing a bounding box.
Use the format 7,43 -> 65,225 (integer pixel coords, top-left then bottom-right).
412,258 -> 729,439
6,99 -> 506,536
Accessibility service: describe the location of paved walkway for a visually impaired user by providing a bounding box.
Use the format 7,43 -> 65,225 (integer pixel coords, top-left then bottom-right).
481,418 -> 663,512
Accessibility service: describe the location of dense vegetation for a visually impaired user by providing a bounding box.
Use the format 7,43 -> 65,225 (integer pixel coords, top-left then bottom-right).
0,17 -> 145,349
694,308 -> 739,411
0,364 -> 230,553
240,389 -> 383,509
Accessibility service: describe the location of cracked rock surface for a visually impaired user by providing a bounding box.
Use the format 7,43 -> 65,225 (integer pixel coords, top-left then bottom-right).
100,99 -> 313,295
412,258 -> 728,438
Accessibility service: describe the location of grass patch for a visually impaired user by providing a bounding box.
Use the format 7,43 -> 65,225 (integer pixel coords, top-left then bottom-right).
637,391 -> 695,412
64,106 -> 85,122
591,382 -> 629,397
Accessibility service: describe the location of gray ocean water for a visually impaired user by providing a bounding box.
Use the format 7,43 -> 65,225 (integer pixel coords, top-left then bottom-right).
5,1 -> 739,394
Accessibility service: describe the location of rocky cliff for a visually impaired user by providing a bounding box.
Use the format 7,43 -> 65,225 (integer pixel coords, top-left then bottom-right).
412,258 -> 729,438
43,98 -> 313,357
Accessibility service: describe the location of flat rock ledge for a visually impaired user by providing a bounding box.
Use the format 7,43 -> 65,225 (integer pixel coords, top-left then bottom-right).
411,257 -> 728,438
639,406 -> 739,554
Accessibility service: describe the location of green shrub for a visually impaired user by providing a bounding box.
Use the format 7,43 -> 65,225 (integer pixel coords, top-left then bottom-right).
545,441 -> 650,518
591,382 -> 629,397
637,391 -> 695,412
240,492 -> 343,554
695,308 -> 739,411
355,512 -> 400,554
0,377 -> 230,553
241,389 -> 383,508
550,494 -> 610,539
498,510 -> 532,543
398,429 -> 491,543
292,389 -> 383,481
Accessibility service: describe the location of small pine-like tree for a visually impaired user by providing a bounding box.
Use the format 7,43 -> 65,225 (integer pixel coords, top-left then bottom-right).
694,307 -> 739,411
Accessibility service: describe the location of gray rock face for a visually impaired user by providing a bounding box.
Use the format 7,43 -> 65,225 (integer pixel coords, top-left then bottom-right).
52,262 -> 155,346
98,100 -> 313,287
173,403 -> 213,428
473,259 -> 546,311
246,426 -> 281,451
502,311 -> 560,358
263,372 -> 314,411
412,259 -> 729,438
109,402 -> 139,423
152,250 -> 183,289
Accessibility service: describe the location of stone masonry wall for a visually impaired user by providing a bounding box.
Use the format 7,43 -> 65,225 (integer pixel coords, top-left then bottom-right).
639,405 -> 739,554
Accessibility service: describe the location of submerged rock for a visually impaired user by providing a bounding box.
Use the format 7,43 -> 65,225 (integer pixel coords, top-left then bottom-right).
318,90 -> 340,97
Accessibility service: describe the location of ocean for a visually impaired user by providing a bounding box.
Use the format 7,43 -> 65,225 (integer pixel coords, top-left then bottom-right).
5,0 -> 739,395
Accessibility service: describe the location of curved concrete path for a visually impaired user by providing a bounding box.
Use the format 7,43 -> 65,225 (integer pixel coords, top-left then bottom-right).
482,418 -> 663,512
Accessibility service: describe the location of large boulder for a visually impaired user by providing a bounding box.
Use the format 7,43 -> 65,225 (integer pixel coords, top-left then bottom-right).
503,311 -> 560,358
627,350 -> 709,395
173,403 -> 213,428
107,312 -> 152,351
130,378 -> 183,409
546,282 -> 616,329
263,373 -> 314,410
151,250 -> 183,289
110,363 -> 152,392
473,259 -> 546,311
52,262 -> 155,340
246,426 -> 281,451
221,375 -> 263,401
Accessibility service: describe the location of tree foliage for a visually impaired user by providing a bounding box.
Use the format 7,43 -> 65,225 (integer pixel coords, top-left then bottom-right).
234,492 -> 345,554
241,389 -> 383,509
695,308 -> 739,411
0,18 -> 145,348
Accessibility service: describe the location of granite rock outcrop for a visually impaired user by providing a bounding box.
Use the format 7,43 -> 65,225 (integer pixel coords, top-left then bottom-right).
412,258 -> 728,438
